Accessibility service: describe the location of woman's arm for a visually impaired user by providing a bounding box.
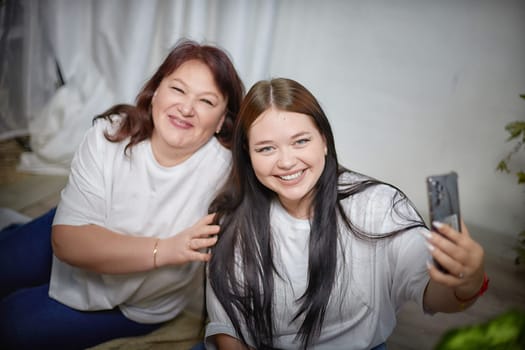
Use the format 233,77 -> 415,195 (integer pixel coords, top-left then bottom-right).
422,221 -> 486,313
214,334 -> 252,350
52,213 -> 219,274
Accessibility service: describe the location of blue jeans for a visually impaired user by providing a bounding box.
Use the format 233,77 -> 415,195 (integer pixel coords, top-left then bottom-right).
190,342 -> 206,350
0,208 -> 162,349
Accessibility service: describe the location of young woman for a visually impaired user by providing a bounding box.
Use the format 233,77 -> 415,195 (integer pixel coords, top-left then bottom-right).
206,78 -> 486,350
0,39 -> 244,349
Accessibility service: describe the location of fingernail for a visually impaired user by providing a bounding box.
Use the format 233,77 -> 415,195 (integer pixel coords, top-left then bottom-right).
426,242 -> 435,252
432,221 -> 444,229
426,260 -> 433,270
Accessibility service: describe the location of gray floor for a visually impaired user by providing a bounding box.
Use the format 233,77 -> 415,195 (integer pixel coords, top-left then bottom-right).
1,138 -> 524,349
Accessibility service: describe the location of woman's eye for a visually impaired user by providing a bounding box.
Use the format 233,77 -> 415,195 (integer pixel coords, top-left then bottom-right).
294,138 -> 311,146
200,98 -> 214,106
254,146 -> 274,153
171,87 -> 184,93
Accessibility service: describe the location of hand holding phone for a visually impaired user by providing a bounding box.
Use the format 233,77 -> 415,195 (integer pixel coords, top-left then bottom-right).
426,171 -> 461,273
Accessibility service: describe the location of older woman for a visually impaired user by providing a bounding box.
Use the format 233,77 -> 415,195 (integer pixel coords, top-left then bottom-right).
0,39 -> 244,349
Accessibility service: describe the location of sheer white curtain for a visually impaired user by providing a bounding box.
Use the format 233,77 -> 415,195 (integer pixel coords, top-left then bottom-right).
0,0 -> 34,140
12,0 -> 276,175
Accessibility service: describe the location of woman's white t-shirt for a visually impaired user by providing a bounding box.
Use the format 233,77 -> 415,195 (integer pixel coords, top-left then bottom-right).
50,117 -> 231,324
206,173 -> 431,349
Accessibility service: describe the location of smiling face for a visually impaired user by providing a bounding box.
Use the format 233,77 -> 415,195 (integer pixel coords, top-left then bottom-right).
248,108 -> 327,218
151,59 -> 227,166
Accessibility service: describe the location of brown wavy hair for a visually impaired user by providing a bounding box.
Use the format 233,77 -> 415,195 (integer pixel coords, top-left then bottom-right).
94,39 -> 245,154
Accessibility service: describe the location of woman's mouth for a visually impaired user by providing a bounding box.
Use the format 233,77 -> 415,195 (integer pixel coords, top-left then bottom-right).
169,115 -> 193,129
278,170 -> 304,181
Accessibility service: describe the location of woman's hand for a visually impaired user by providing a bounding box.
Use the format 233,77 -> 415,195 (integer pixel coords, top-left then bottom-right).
155,213 -> 220,266
422,220 -> 486,312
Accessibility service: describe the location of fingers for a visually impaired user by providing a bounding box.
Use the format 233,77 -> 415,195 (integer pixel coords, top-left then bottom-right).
162,213 -> 222,265
431,221 -> 462,243
426,260 -> 461,286
185,237 -> 217,262
167,236 -> 216,265
188,251 -> 213,262
427,228 -> 466,273
193,223 -> 220,238
421,220 -> 485,289
191,213 -> 220,238
199,212 -> 217,225
184,222 -> 219,263
427,247 -> 465,282
188,235 -> 218,250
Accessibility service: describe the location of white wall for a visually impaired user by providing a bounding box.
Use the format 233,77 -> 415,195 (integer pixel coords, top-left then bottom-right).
268,0 -> 525,239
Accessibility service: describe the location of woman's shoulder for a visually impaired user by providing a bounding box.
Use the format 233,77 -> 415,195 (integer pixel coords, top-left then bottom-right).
338,170 -> 399,200
338,170 -> 420,232
75,116 -> 126,159
203,137 -> 232,164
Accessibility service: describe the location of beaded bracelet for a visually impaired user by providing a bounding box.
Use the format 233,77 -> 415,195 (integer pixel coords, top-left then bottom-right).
454,273 -> 489,307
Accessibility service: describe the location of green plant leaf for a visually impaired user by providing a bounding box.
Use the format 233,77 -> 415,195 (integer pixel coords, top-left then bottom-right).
496,160 -> 510,173
505,121 -> 525,141
517,171 -> 525,184
434,310 -> 525,349
497,95 -> 525,266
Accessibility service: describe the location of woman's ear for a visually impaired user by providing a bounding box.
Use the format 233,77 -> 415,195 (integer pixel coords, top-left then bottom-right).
216,113 -> 226,134
151,90 -> 159,108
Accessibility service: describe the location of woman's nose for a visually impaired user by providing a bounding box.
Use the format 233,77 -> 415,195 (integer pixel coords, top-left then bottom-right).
178,98 -> 195,117
277,149 -> 296,169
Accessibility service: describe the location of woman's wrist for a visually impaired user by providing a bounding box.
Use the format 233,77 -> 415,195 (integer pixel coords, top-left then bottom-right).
453,272 -> 489,306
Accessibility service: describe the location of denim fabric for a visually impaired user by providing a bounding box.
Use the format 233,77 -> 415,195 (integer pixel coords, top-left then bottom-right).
0,208 -> 161,349
190,342 -> 206,350
0,208 -> 56,299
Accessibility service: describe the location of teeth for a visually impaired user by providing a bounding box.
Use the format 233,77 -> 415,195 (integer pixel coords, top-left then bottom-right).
280,171 -> 303,181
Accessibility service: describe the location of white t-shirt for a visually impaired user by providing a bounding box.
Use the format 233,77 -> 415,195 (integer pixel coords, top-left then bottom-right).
50,117 -> 231,324
205,172 -> 431,349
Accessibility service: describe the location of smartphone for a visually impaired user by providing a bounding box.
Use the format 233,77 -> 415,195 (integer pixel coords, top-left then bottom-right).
426,171 -> 461,272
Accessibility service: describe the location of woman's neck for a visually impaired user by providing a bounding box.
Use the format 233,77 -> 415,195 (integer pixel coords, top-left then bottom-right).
278,196 -> 313,220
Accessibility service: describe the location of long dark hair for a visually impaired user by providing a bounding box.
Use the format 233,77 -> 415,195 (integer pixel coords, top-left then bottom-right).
208,78 -> 425,349
93,38 -> 245,153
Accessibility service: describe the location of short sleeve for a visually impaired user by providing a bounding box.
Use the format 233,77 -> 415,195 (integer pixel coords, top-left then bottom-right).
205,278 -> 245,350
344,180 -> 431,314
388,226 -> 431,313
53,119 -> 111,227
367,184 -> 431,313
378,187 -> 431,312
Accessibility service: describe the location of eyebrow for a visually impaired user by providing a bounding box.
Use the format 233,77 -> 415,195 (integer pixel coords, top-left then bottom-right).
252,131 -> 312,146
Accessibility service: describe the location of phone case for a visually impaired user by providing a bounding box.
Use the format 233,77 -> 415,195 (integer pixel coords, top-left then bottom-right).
426,171 -> 461,232
426,172 -> 461,274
